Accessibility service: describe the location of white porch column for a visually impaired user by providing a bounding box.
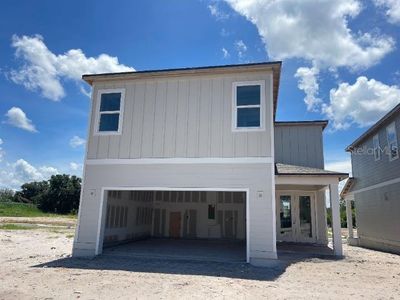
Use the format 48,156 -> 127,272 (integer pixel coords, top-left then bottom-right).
345,199 -> 354,239
329,183 -> 343,256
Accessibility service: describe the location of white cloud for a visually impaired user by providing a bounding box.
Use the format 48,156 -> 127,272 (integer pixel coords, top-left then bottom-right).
69,162 -> 83,171
69,135 -> 86,148
222,47 -> 230,59
374,0 -> 400,24
79,85 -> 91,98
234,40 -> 247,59
208,3 -> 230,20
224,0 -> 394,70
295,66 -> 321,111
10,34 -> 134,101
322,77 -> 400,130
4,107 -> 37,132
220,28 -> 230,37
0,159 -> 59,189
325,159 -> 352,176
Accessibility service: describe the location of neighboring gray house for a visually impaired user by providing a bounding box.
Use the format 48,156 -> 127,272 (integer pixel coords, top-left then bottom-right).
342,104 -> 400,254
72,62 -> 347,266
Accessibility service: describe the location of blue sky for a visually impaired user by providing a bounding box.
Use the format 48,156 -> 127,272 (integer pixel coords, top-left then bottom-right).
1,0 -> 400,189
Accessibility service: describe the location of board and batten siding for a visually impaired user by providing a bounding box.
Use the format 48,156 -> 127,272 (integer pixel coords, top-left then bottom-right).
274,124 -> 324,169
354,182 -> 400,253
86,71 -> 273,159
351,113 -> 400,191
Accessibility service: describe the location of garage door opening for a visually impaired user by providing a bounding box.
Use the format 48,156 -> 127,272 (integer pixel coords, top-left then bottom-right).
99,189 -> 248,263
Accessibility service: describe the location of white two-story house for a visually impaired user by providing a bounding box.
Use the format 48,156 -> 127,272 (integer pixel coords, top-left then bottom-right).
73,62 -> 347,266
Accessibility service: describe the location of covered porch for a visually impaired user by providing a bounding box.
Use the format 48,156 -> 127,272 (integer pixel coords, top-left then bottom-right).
275,163 -> 349,257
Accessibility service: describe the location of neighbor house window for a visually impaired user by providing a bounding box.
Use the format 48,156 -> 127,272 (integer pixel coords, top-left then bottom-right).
232,81 -> 265,131
96,89 -> 125,134
208,204 -> 215,220
373,134 -> 380,161
386,122 -> 399,161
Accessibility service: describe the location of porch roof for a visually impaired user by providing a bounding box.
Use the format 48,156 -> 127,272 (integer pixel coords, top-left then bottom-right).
340,177 -> 354,199
275,163 -> 348,181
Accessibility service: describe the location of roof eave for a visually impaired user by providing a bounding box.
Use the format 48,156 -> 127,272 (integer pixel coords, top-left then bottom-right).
345,103 -> 400,151
82,61 -> 282,119
275,120 -> 329,130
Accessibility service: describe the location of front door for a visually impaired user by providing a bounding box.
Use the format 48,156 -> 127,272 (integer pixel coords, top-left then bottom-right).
276,192 -> 316,243
169,212 -> 181,238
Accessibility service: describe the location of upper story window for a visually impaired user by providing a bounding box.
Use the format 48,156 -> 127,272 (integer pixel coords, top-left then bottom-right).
95,89 -> 125,135
373,134 -> 380,161
232,81 -> 265,131
386,122 -> 399,161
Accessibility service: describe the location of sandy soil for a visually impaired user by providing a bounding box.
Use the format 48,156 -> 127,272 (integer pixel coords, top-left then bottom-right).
0,229 -> 399,300
0,216 -> 76,227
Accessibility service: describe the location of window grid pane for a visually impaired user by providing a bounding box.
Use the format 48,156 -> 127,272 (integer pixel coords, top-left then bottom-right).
99,113 -> 119,132
237,85 -> 260,106
237,107 -> 260,128
100,93 -> 121,111
387,123 -> 398,160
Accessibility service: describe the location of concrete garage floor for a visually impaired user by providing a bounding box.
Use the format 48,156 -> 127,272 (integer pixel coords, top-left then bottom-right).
103,239 -> 247,263
102,239 -> 335,263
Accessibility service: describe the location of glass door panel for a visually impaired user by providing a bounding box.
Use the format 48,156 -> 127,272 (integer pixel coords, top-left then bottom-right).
298,195 -> 312,239
278,195 -> 294,241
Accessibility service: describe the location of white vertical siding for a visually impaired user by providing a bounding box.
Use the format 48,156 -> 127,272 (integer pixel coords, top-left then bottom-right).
87,71 -> 273,159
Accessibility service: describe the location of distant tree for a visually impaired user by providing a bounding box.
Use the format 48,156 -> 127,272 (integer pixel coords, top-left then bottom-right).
0,188 -> 15,202
14,181 -> 49,204
326,200 -> 356,228
36,175 -> 81,214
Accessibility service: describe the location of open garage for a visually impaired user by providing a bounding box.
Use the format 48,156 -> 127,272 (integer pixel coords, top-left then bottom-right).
99,189 -> 248,262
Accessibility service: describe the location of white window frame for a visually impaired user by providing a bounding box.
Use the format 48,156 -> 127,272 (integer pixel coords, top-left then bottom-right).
373,134 -> 380,161
94,88 -> 125,135
386,122 -> 399,161
232,81 -> 265,132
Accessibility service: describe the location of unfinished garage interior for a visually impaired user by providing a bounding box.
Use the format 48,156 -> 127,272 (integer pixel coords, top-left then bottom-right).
99,189 -> 247,262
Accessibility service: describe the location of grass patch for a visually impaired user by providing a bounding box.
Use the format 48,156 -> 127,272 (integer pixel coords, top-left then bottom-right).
0,223 -> 37,230
0,202 -> 77,218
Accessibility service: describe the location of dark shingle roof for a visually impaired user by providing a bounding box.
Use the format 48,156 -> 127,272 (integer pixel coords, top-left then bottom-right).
275,163 -> 348,180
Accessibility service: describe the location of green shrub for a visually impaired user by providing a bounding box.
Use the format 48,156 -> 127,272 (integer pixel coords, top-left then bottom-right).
0,188 -> 14,202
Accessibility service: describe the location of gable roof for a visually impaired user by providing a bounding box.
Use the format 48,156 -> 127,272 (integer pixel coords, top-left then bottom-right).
82,61 -> 282,119
275,163 -> 348,180
346,103 -> 400,151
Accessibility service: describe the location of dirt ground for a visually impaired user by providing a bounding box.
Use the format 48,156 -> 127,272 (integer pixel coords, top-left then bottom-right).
1,228 -> 399,300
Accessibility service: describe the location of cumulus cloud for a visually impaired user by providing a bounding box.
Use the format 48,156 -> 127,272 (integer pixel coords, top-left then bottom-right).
4,107 -> 37,132
374,0 -> 400,24
69,162 -> 83,171
222,47 -> 230,59
69,136 -> 86,148
295,66 -> 322,111
0,159 -> 59,189
10,34 -> 134,101
208,3 -> 230,20
234,40 -> 247,59
322,77 -> 400,130
224,0 -> 395,70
